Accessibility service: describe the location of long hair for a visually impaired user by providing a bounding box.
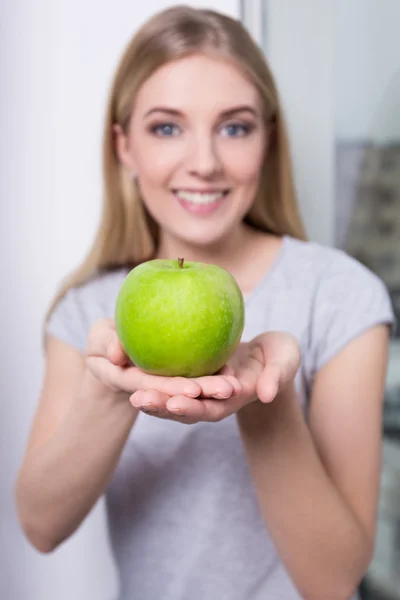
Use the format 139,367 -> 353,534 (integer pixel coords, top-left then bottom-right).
45,5 -> 306,322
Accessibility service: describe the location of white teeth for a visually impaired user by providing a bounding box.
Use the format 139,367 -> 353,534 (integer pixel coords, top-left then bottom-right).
175,191 -> 225,204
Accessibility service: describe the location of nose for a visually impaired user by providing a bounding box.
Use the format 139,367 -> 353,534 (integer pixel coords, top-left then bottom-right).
187,133 -> 222,178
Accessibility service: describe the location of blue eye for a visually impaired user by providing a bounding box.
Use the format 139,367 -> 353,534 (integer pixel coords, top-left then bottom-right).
151,123 -> 180,137
221,123 -> 252,137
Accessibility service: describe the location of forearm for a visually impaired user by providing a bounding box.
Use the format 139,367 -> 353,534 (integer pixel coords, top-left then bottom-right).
15,370 -> 138,552
237,385 -> 371,600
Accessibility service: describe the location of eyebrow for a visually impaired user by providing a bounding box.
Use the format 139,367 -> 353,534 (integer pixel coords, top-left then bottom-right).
143,105 -> 259,119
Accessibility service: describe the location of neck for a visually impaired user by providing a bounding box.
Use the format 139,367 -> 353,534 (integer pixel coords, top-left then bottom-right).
155,223 -> 282,297
156,223 -> 253,270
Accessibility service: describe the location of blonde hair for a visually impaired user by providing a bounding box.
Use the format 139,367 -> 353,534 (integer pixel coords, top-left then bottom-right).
45,5 -> 306,323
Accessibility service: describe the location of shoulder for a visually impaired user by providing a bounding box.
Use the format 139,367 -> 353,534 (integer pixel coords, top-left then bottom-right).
284,235 -> 380,281
73,267 -> 129,312
45,267 -> 129,353
283,237 -> 395,373
283,236 -> 391,302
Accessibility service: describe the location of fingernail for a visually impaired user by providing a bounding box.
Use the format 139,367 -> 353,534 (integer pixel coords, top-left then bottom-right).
133,403 -> 158,414
107,341 -> 116,359
184,388 -> 199,398
168,406 -> 185,416
262,384 -> 278,403
215,390 -> 231,399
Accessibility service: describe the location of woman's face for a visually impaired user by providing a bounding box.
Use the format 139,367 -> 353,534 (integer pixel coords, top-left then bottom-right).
115,53 -> 268,247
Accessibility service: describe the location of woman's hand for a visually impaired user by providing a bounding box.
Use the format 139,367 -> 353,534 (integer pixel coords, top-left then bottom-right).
129,331 -> 301,424
235,331 -> 301,403
84,318 -> 241,402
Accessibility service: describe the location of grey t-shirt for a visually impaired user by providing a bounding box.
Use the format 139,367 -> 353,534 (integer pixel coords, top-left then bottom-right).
46,236 -> 395,600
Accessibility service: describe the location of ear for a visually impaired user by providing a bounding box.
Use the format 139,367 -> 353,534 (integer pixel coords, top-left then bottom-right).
112,124 -> 137,172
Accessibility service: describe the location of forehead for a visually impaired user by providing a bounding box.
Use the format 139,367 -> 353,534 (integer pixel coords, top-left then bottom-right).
133,54 -> 260,114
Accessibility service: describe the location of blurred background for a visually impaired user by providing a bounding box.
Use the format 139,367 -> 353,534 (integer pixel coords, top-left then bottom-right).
0,1 -> 398,598
335,1 -> 400,598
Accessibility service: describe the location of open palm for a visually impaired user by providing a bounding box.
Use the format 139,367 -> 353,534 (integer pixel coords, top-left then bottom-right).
128,331 -> 301,424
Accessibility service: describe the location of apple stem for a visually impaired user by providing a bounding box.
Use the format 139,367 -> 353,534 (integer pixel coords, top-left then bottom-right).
178,257 -> 184,268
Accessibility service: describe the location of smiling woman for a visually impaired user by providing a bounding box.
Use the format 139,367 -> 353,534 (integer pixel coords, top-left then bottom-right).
14,5 -> 395,600
114,54 -> 268,238
41,4 -> 306,316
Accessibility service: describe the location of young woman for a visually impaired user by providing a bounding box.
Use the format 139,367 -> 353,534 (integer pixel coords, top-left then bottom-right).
15,6 -> 395,600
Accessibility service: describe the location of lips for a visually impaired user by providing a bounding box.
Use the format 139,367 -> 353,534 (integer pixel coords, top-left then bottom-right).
174,190 -> 228,204
173,189 -> 229,215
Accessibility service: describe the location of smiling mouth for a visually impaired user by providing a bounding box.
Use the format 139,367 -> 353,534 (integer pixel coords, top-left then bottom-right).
172,189 -> 230,205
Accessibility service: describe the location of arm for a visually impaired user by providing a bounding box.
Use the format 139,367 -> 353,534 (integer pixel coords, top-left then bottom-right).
236,325 -> 389,600
15,335 -> 138,553
15,318 -> 231,553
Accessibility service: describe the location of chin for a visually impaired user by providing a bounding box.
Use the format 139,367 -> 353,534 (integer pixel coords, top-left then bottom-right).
172,224 -> 235,250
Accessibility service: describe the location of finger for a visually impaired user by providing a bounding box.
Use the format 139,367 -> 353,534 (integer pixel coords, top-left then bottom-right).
130,389 -> 171,417
221,374 -> 242,396
167,395 -> 238,423
123,369 -> 202,399
166,395 -> 209,423
85,355 -> 133,392
107,337 -> 131,367
132,391 -> 205,425
192,374 -> 242,399
86,318 -> 130,366
256,364 -> 280,403
86,354 -> 202,397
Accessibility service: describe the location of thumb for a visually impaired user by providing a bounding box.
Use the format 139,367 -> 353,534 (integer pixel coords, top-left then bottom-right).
256,363 -> 280,403
107,335 -> 131,367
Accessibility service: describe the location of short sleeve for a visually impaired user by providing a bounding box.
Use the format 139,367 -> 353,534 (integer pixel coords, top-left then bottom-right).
45,287 -> 88,354
310,251 -> 396,375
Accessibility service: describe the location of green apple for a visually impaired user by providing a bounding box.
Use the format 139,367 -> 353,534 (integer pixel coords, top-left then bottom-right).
114,257 -> 245,377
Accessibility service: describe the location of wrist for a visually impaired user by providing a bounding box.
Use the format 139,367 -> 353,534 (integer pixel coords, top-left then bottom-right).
237,381 -> 299,436
79,368 -> 138,419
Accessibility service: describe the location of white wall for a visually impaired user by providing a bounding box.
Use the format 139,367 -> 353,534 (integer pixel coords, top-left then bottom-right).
266,0 -> 335,245
336,0 -> 400,142
0,3 -> 239,600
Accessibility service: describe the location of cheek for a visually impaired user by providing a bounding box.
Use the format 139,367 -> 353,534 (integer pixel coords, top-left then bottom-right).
133,139 -> 182,184
221,140 -> 266,184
